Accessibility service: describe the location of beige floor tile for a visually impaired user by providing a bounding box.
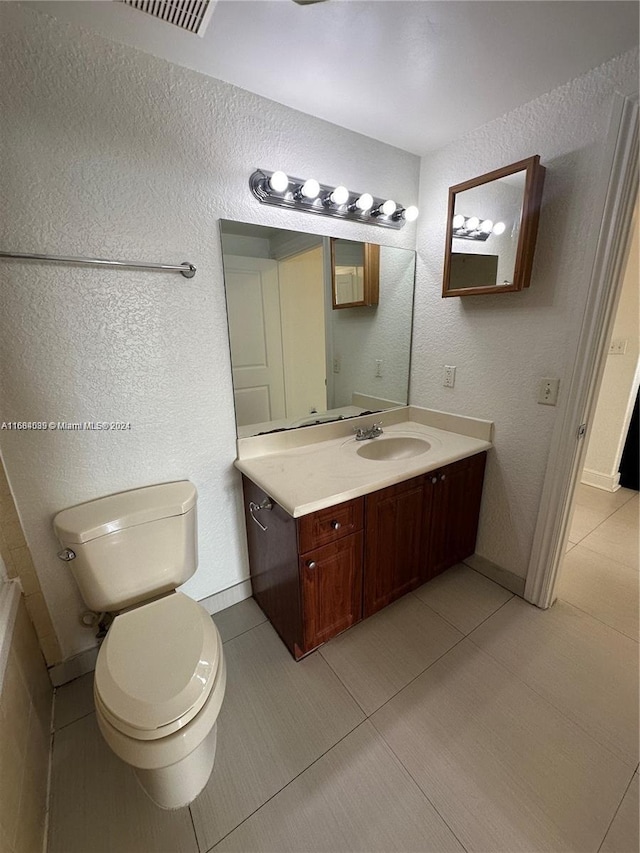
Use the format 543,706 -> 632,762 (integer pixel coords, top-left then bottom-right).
470,598 -> 639,766
214,721 -> 464,853
414,564 -> 513,634
54,672 -> 95,730
191,621 -> 364,851
601,773 -> 640,853
569,502 -> 615,543
48,713 -> 197,853
574,484 -> 636,513
212,596 -> 267,643
372,639 -> 631,853
579,508 -> 639,571
558,545 -> 639,640
319,595 -> 462,715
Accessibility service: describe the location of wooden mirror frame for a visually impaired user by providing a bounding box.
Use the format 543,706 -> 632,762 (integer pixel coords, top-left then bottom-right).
442,155 -> 545,297
331,238 -> 380,309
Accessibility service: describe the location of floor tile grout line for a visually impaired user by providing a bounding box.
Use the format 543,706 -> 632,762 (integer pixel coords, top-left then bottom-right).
368,714 -> 471,853
555,593 -> 639,644
219,618 -> 268,647
187,803 -> 202,853
200,718 -> 366,853
408,589 -> 469,635
52,708 -> 95,733
568,538 -> 638,571
464,634 -> 637,770
596,765 -> 637,853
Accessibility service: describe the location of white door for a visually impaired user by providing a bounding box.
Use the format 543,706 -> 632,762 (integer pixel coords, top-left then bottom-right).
223,256 -> 286,427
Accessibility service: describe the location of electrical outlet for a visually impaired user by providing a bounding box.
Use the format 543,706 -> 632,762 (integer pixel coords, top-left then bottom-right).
609,338 -> 628,355
538,377 -> 560,406
443,365 -> 456,388
375,359 -> 383,378
332,357 -> 340,374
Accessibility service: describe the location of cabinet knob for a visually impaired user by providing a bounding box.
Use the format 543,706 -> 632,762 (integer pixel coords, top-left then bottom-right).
430,476 -> 438,485
306,560 -> 317,569
440,474 -> 446,481
330,520 -> 341,530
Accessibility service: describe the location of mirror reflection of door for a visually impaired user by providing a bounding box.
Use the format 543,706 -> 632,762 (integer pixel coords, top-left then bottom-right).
223,256 -> 287,427
223,248 -> 327,429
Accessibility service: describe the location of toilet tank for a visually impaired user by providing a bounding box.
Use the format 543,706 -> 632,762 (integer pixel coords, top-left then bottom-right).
53,482 -> 198,612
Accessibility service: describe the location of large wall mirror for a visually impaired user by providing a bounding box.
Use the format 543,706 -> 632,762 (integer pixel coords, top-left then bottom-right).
220,221 -> 416,437
442,155 -> 545,297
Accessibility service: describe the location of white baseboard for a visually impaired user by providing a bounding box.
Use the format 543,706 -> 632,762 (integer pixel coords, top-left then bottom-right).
49,645 -> 98,687
198,579 -> 253,616
580,468 -> 621,492
463,554 -> 526,597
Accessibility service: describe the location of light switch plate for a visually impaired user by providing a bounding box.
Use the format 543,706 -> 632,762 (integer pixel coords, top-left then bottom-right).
538,377 -> 560,406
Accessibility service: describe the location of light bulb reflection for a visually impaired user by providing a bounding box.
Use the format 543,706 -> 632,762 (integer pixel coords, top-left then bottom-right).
466,216 -> 480,231
452,214 -> 465,229
492,221 -> 506,235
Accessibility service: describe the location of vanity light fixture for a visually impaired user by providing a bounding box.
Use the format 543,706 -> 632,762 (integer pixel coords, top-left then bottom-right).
393,205 -> 420,223
249,169 -> 417,229
452,214 -> 507,242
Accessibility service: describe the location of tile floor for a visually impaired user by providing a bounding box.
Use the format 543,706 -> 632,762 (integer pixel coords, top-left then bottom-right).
48,487 -> 639,853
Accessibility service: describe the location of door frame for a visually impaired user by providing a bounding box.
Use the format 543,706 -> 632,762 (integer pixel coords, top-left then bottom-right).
525,90 -> 639,608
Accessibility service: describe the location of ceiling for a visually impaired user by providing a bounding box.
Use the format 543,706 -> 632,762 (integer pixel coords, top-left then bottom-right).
28,0 -> 639,155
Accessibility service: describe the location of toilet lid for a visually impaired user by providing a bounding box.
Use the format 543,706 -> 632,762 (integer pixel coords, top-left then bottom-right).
95,593 -> 220,737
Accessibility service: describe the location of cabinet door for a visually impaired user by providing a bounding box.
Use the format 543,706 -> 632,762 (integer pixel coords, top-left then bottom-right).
364,476 -> 425,617
425,452 -> 487,580
300,532 -> 363,654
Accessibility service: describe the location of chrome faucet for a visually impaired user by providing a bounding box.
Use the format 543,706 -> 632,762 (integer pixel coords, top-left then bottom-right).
354,422 -> 383,441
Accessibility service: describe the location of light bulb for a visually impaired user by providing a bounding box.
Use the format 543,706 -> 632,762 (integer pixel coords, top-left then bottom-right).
330,185 -> 349,205
452,214 -> 465,229
301,179 -> 320,199
268,171 -> 289,193
355,193 -> 374,212
381,199 -> 396,216
492,221 -> 506,235
403,206 -> 419,222
480,219 -> 493,234
466,216 -> 480,231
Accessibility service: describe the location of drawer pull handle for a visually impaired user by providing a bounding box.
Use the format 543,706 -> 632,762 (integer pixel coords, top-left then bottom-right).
440,474 -> 446,481
330,520 -> 341,530
431,476 -> 438,484
249,499 -> 273,532
306,560 -> 317,569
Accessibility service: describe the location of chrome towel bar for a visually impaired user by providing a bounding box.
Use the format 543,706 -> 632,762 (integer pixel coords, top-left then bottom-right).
0,250 -> 196,278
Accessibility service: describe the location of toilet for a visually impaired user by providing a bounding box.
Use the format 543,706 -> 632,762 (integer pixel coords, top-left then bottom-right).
53,481 -> 226,810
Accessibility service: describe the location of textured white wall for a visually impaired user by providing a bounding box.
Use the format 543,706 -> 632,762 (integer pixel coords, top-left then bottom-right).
584,210 -> 639,487
0,4 -> 419,659
330,246 -> 415,407
412,49 -> 639,580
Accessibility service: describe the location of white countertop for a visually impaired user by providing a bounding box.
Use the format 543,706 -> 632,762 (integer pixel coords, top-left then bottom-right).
235,407 -> 493,518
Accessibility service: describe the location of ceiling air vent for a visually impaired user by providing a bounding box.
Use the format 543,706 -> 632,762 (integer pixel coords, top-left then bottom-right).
120,0 -> 215,37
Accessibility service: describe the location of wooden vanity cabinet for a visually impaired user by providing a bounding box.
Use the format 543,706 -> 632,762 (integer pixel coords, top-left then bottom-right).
423,452 -> 487,580
364,475 -> 428,617
242,475 -> 364,660
241,450 -> 487,659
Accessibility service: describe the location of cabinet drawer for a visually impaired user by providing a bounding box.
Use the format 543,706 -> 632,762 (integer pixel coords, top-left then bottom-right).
298,497 -> 364,553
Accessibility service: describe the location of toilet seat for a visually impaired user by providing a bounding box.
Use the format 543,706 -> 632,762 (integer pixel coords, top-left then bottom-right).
95,592 -> 220,740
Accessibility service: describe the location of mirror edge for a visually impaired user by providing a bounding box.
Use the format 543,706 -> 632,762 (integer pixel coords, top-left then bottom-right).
442,155 -> 546,298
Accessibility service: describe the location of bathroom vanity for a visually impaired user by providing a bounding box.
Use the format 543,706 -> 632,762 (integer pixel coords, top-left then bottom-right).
235,408 -> 491,660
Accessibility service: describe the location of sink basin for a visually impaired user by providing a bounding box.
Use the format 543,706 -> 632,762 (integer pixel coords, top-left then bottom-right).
356,436 -> 431,461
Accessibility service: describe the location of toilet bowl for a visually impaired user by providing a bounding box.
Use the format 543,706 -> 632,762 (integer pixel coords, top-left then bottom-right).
53,482 -> 226,809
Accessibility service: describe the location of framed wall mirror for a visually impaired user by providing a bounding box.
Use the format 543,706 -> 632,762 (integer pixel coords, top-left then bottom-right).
330,238 -> 380,308
220,221 -> 416,437
442,155 -> 545,297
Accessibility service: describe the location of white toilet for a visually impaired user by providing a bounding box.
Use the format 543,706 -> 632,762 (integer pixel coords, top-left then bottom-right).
53,481 -> 226,810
